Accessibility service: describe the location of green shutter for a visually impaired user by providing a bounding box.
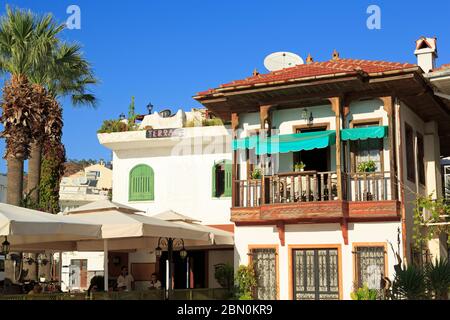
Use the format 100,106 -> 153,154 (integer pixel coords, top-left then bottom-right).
224,160 -> 232,197
212,163 -> 217,198
129,164 -> 154,201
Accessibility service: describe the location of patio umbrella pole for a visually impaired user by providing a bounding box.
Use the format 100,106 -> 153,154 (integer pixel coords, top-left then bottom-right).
103,239 -> 108,292
58,251 -> 62,288
168,238 -> 173,300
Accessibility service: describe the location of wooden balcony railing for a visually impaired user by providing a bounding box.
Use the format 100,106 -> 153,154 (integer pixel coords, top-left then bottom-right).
345,171 -> 392,201
234,171 -> 393,208
234,171 -> 337,207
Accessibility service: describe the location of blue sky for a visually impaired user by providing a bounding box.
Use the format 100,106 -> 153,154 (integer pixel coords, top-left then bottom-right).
0,0 -> 450,173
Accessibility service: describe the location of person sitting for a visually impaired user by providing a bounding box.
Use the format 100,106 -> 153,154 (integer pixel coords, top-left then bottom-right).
28,283 -> 43,295
116,266 -> 134,291
148,273 -> 161,290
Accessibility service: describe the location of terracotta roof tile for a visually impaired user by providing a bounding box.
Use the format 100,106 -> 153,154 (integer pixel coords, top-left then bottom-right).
197,58 -> 417,96
433,63 -> 450,72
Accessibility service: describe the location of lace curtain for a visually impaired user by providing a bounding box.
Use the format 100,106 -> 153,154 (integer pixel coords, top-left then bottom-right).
251,248 -> 277,300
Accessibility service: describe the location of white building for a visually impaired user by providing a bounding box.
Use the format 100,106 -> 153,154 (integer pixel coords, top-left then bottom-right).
97,108 -> 234,290
58,163 -> 112,291
59,162 -> 112,212
193,37 -> 450,300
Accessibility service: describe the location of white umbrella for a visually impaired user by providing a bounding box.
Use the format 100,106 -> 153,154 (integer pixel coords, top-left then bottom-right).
65,200 -> 216,291
66,202 -> 211,242
0,203 -> 101,247
153,210 -> 234,245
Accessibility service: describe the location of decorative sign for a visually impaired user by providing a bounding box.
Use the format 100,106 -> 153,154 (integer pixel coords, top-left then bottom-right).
146,128 -> 183,139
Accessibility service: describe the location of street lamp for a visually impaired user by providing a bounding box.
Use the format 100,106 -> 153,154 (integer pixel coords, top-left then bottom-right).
1,236 -> 10,255
155,245 -> 162,258
146,102 -> 154,115
155,237 -> 188,299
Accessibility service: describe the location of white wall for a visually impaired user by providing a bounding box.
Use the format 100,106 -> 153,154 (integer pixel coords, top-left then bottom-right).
234,221 -> 401,300
112,147 -> 231,225
61,252 -> 104,292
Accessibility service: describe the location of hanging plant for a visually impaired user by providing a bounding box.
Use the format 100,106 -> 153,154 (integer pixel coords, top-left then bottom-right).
357,160 -> 377,173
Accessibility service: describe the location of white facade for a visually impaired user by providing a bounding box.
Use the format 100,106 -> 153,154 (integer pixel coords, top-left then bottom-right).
231,97 -> 444,300
59,163 -> 112,212
97,110 -> 234,290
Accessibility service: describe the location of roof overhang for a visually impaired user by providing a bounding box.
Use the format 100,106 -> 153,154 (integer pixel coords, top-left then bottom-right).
195,68 -> 450,157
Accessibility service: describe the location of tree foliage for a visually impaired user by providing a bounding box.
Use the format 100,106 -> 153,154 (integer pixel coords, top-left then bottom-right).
39,140 -> 66,213
412,195 -> 450,250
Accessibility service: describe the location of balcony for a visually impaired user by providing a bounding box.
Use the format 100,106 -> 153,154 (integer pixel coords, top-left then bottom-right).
231,171 -> 400,223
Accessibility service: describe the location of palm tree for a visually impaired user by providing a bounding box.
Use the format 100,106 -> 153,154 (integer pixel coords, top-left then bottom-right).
0,6 -> 97,206
27,41 -> 97,205
0,6 -> 59,205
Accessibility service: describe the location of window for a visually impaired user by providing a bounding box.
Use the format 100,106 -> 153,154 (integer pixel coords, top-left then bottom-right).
212,160 -> 232,198
405,124 -> 415,182
417,133 -> 425,185
250,248 -> 277,300
129,164 -> 154,201
292,248 -> 340,300
351,122 -> 382,172
246,130 -> 261,178
444,166 -> 450,199
354,246 -> 386,290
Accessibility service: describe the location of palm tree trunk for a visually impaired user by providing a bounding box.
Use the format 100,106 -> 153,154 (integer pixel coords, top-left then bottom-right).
6,155 -> 24,206
27,141 -> 42,204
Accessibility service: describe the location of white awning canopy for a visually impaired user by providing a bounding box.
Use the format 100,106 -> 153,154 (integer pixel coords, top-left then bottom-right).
0,203 -> 101,247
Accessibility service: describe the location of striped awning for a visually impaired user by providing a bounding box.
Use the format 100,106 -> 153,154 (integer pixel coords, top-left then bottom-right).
341,126 -> 388,141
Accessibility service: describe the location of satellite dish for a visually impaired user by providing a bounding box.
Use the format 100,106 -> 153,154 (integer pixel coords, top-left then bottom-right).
264,52 -> 304,71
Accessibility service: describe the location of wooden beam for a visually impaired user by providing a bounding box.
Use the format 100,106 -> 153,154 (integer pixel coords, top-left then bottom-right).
276,221 -> 285,247
329,97 -> 343,200
231,113 -> 239,207
340,220 -> 349,245
380,96 -> 398,200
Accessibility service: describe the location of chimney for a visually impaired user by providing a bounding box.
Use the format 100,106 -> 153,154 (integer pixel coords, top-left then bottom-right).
414,36 -> 438,73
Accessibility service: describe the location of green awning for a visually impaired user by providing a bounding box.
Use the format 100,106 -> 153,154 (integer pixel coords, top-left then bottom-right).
232,135 -> 260,151
341,126 -> 388,141
256,130 -> 336,155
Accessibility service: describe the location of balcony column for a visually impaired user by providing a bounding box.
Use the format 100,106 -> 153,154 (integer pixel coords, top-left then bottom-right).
260,105 -> 274,205
329,97 -> 343,200
380,96 -> 398,200
231,113 -> 240,207
330,97 -> 348,245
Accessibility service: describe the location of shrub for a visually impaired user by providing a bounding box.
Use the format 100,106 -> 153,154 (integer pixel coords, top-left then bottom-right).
425,258 -> 450,300
234,264 -> 256,300
97,119 -> 129,133
392,264 -> 428,300
351,284 -> 378,300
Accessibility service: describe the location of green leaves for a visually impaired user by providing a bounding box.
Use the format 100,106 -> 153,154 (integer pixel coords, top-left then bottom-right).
392,264 -> 428,300
425,258 -> 450,300
235,264 -> 257,300
350,284 -> 378,300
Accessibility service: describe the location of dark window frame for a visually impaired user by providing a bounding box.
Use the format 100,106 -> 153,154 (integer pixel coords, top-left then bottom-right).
405,123 -> 416,182
417,133 -> 425,186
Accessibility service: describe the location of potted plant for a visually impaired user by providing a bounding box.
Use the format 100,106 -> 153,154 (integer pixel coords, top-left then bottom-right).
251,168 -> 262,179
294,162 -> 306,172
357,160 -> 377,173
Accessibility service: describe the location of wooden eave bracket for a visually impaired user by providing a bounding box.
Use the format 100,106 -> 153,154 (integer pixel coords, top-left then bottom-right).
276,221 -> 285,247
340,219 -> 349,245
